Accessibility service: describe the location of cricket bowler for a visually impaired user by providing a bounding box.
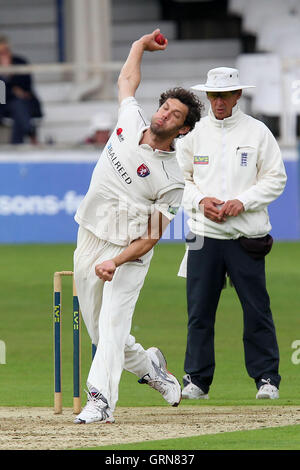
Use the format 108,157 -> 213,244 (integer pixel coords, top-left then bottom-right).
72,29 -> 202,424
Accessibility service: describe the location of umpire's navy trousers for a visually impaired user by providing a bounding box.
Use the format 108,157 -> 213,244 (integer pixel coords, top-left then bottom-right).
185,235 -> 281,393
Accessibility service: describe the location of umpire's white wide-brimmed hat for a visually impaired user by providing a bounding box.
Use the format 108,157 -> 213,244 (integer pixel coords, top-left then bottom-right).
191,67 -> 255,92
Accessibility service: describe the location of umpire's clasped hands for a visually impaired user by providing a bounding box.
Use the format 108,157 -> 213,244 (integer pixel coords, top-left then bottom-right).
200,197 -> 244,223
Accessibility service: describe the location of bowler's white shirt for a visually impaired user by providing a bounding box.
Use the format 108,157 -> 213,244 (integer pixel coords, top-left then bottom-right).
75,97 -> 184,245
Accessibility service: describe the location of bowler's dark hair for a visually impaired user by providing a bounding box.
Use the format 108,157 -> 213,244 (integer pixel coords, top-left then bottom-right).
159,87 -> 203,133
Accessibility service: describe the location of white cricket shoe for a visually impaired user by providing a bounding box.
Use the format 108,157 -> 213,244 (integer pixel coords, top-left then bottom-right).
139,347 -> 181,407
256,379 -> 279,399
181,374 -> 209,399
74,390 -> 115,424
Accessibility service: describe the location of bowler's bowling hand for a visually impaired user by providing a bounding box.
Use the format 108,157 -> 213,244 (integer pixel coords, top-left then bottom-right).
200,197 -> 226,223
139,29 -> 168,52
95,260 -> 116,282
218,199 -> 244,218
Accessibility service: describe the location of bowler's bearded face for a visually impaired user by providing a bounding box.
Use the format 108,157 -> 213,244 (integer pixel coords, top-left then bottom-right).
150,98 -> 189,138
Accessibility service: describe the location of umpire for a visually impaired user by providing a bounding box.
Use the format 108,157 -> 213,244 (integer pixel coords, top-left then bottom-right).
177,67 -> 287,400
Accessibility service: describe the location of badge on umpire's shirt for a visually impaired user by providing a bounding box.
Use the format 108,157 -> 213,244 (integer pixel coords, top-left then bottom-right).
194,156 -> 209,165
240,152 -> 248,166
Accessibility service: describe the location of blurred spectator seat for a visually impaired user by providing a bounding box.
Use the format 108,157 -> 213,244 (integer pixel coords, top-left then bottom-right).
257,14 -> 300,54
240,0 -> 298,35
228,0 -> 248,16
236,52 -> 299,145
236,53 -> 281,109
0,116 -> 42,144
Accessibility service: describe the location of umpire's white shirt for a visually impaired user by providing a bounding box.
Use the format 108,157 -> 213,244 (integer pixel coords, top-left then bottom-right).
75,97 -> 184,246
176,104 -> 287,240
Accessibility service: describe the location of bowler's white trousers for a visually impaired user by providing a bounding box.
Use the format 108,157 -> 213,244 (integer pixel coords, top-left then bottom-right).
73,226 -> 153,412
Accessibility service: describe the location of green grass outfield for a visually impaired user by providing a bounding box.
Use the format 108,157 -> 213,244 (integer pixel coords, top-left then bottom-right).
0,241 -> 299,450
81,424 -> 300,451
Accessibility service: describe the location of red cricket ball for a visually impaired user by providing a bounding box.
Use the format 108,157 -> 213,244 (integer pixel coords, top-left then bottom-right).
155,33 -> 166,45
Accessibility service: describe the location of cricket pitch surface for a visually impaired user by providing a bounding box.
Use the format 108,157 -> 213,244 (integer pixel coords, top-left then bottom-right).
0,405 -> 299,450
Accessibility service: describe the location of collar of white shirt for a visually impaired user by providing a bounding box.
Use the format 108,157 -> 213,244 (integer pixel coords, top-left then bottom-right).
138,125 -> 177,157
208,103 -> 242,128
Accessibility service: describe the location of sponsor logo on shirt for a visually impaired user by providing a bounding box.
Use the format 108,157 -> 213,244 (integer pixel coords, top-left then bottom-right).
240,152 -> 248,166
137,163 -> 150,178
194,156 -> 209,165
116,127 -> 124,142
168,206 -> 180,215
107,143 -> 132,184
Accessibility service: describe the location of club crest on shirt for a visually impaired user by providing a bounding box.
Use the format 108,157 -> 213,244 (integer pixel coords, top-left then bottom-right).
240,152 -> 248,166
116,127 -> 124,142
194,155 -> 209,165
137,163 -> 150,177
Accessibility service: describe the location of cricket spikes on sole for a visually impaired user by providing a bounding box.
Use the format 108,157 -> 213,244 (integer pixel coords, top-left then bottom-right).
138,347 -> 182,407
256,379 -> 279,400
181,374 -> 209,400
74,390 -> 115,424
